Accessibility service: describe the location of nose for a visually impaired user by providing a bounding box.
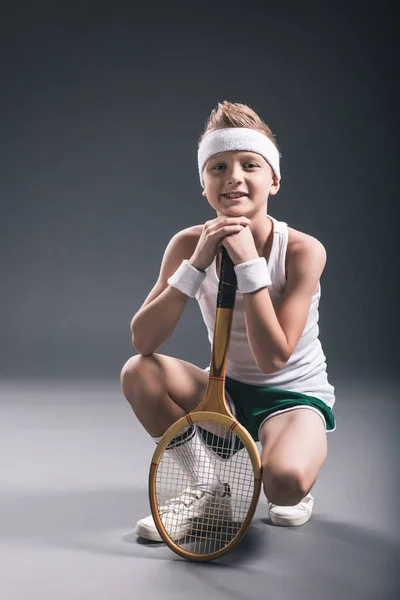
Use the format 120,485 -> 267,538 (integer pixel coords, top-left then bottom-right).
225,163 -> 243,185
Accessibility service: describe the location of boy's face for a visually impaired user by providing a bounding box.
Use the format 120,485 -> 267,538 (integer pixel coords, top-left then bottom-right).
202,150 -> 279,216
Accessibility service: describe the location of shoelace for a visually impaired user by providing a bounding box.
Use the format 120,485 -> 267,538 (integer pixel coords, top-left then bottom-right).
159,489 -> 207,515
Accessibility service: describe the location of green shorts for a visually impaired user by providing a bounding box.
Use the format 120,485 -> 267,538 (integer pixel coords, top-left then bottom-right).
197,374 -> 336,459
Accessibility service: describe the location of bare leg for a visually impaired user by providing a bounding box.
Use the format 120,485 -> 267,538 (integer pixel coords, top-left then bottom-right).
120,353 -> 210,437
259,408 -> 328,506
120,353 -> 223,493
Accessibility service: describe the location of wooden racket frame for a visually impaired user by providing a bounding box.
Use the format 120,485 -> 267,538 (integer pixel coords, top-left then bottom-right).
149,247 -> 262,561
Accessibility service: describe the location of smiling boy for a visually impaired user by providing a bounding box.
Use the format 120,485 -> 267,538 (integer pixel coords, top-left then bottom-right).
121,101 -> 336,541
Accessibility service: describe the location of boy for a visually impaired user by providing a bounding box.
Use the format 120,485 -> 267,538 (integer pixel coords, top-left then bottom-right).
121,101 -> 336,541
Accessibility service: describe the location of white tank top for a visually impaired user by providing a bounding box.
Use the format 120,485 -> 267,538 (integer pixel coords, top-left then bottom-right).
195,215 -> 335,408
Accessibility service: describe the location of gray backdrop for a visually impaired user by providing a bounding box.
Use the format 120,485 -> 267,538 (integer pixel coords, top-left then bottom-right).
1,1 -> 397,382
1,3 -> 399,600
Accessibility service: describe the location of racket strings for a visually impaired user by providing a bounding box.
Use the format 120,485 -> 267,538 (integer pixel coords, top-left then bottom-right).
162,425 -> 222,493
155,421 -> 256,556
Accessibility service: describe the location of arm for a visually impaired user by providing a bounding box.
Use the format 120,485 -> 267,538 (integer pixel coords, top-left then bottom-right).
243,238 -> 327,374
131,229 -> 196,355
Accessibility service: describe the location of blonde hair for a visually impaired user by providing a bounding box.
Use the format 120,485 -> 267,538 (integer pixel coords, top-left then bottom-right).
198,101 -> 281,158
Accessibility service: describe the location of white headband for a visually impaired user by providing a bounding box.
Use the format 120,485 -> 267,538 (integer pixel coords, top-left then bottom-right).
198,127 -> 281,186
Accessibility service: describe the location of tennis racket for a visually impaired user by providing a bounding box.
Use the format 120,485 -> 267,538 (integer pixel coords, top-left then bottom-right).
149,246 -> 262,561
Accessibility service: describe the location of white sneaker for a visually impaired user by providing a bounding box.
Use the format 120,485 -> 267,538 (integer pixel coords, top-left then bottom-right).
268,493 -> 314,526
136,483 -> 232,542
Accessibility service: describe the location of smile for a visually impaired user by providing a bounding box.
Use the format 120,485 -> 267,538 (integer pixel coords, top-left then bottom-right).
222,193 -> 248,200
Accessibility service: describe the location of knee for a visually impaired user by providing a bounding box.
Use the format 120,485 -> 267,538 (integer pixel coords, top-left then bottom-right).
120,353 -> 159,380
120,355 -> 141,388
120,354 -> 164,405
262,464 -> 309,506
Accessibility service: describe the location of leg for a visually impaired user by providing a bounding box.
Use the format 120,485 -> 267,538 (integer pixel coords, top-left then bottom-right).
259,408 -> 327,506
120,353 -> 210,436
122,354 -> 230,542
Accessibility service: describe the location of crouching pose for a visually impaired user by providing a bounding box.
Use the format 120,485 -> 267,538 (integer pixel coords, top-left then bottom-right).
121,100 -> 336,541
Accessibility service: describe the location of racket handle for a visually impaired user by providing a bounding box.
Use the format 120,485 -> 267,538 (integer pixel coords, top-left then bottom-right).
217,247 -> 237,309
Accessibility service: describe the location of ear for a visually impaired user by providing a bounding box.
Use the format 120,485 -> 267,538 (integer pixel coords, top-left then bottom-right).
270,177 -> 280,195
202,190 -> 207,196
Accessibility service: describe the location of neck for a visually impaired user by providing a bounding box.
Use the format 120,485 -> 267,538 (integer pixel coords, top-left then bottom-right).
249,213 -> 273,255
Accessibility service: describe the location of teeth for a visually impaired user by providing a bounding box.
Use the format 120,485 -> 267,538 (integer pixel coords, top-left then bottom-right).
224,193 -> 245,198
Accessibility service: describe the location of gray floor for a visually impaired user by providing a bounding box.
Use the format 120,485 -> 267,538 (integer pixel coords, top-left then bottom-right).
1,377 -> 399,600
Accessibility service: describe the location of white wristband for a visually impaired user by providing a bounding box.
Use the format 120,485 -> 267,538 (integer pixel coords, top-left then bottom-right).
234,257 -> 272,293
167,259 -> 206,298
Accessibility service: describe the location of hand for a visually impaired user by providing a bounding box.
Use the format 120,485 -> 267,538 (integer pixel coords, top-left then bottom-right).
189,216 -> 252,271
221,221 -> 259,265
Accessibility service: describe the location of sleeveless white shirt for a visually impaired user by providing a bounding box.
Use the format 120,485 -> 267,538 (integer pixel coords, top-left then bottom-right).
195,215 -> 335,408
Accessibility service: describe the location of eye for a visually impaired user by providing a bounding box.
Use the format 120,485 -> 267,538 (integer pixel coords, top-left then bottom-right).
212,162 -> 258,171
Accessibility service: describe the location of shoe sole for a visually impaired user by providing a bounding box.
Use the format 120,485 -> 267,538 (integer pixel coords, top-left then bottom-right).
269,512 -> 311,527
135,508 -> 233,542
135,522 -> 163,542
